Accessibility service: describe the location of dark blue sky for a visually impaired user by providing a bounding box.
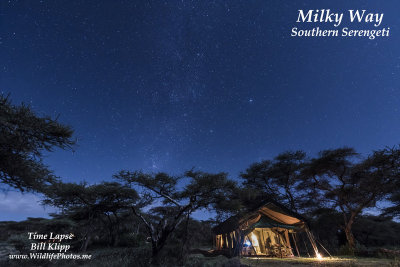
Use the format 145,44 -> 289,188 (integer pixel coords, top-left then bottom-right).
1,1 -> 400,220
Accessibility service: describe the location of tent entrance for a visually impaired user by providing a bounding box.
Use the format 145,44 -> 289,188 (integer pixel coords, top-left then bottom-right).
242,228 -> 294,257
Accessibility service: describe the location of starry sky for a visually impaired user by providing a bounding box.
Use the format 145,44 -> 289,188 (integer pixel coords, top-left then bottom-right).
1,0 -> 400,221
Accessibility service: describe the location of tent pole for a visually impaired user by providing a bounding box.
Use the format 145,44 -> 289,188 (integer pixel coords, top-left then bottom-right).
301,232 -> 311,257
292,233 -> 300,257
315,238 -> 332,257
246,234 -> 258,255
233,230 -> 240,257
273,229 -> 283,258
238,230 -> 244,257
227,232 -> 233,255
305,227 -> 320,257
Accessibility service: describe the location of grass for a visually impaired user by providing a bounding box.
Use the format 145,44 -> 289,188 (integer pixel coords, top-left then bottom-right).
83,250 -> 400,267
184,254 -> 237,267
2,247 -> 399,266
240,256 -> 400,267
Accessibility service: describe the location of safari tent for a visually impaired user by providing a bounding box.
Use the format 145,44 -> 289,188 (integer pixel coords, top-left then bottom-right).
212,201 -> 321,258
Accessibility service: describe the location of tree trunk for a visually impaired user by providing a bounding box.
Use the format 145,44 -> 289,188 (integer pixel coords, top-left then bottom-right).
81,234 -> 91,252
179,213 -> 190,264
285,186 -> 297,212
150,242 -> 164,266
344,224 -> 355,250
113,233 -> 119,247
150,232 -> 170,266
233,231 -> 245,257
344,214 -> 356,252
112,212 -> 120,247
108,226 -> 114,246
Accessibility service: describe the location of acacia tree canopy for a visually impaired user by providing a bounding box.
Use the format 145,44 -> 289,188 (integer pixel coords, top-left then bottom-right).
301,147 -> 400,250
43,181 -> 139,250
0,95 -> 75,192
114,170 -> 238,265
241,151 -> 312,212
43,181 -> 139,211
241,147 -> 400,251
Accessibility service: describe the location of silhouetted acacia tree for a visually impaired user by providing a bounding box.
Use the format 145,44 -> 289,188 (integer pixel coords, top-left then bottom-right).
114,170 -> 237,266
241,151 -> 313,212
43,181 -> 138,251
353,215 -> 400,247
0,95 -> 74,192
384,158 -> 400,220
301,147 -> 400,251
385,192 -> 400,219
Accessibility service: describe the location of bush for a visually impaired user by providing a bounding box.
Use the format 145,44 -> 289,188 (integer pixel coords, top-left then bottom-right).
184,255 -> 244,267
76,247 -> 151,267
7,234 -> 31,254
338,244 -> 355,256
117,233 -> 146,247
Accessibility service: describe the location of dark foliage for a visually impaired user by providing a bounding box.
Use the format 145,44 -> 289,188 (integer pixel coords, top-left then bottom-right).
241,151 -> 309,212
241,146 -> 400,251
0,95 -> 74,192
43,181 -> 139,251
114,170 -> 238,265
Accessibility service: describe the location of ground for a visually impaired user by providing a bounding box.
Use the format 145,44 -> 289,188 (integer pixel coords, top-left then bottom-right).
2,247 -> 399,266
188,254 -> 400,267
241,257 -> 400,266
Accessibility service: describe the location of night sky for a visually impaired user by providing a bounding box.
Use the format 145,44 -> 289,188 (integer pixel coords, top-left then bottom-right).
1,0 -> 400,221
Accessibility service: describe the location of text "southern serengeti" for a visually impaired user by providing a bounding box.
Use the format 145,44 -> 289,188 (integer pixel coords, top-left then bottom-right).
291,9 -> 390,39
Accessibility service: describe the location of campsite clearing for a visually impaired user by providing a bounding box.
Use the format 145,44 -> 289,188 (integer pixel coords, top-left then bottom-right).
186,254 -> 399,267
241,256 -> 398,266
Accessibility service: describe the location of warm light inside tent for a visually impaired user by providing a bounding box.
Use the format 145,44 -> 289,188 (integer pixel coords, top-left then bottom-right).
251,233 -> 259,247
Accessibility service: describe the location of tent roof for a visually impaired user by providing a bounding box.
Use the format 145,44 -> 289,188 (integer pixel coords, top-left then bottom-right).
213,200 -> 307,234
253,215 -> 298,229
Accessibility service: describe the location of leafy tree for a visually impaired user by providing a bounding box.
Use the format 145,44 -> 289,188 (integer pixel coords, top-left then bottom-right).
384,163 -> 400,220
385,192 -> 400,219
43,181 -> 139,251
157,218 -> 215,265
301,147 -> 400,251
353,215 -> 400,248
0,94 -> 74,192
114,170 -> 237,265
241,151 -> 312,212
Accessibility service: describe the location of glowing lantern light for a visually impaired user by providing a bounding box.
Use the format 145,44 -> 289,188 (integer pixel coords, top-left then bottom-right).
251,233 -> 259,247
316,252 -> 323,260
